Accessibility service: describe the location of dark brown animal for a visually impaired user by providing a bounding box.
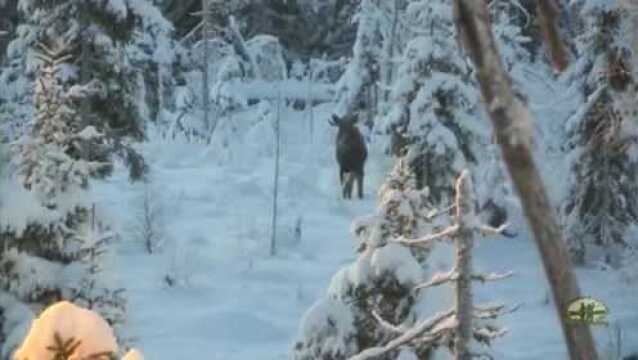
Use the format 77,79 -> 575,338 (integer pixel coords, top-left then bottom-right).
329,113 -> 367,199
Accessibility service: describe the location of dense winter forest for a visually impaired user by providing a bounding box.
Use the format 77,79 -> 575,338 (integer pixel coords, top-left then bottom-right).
0,0 -> 637,359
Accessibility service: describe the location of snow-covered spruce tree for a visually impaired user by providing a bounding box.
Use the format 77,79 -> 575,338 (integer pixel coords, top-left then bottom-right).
381,0 -> 489,206
293,159 -> 438,360
382,170 -> 512,360
562,6 -> 638,266
293,165 -> 513,359
333,0 -> 383,122
0,4 -> 37,142
10,0 -> 149,180
0,42 -> 125,356
125,0 -> 178,129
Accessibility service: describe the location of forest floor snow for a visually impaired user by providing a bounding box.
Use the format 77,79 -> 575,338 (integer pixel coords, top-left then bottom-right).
93,103 -> 638,359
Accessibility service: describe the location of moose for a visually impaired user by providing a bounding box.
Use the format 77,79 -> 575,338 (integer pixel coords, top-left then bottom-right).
329,113 -> 367,199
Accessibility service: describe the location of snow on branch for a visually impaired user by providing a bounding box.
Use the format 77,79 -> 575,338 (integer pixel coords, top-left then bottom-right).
371,310 -> 407,334
471,271 -> 514,283
392,224 -> 459,247
473,303 -> 522,320
413,268 -> 458,290
478,223 -> 509,236
413,270 -> 514,291
423,203 -> 457,221
394,169 -> 510,246
473,324 -> 508,345
345,169 -> 515,359
348,310 -> 456,360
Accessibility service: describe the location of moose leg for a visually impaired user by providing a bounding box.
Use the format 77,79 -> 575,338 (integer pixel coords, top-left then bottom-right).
357,171 -> 364,199
339,168 -> 345,185
343,172 -> 354,199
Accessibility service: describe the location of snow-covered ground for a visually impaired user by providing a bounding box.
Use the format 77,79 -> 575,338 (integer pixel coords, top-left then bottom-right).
92,90 -> 638,359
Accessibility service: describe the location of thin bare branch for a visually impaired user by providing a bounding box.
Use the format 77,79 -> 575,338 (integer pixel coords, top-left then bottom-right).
414,268 -> 458,290
478,223 -> 509,236
393,224 -> 459,247
371,310 -> 407,334
471,271 -> 514,283
473,302 -> 521,319
425,203 -> 456,220
473,325 -> 508,343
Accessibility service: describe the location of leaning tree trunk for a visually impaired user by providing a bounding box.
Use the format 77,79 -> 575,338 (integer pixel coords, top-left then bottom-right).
452,1 -> 598,360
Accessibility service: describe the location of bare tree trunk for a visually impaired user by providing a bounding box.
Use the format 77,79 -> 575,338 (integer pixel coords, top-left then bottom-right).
381,0 -> 399,106
307,62 -> 314,144
537,0 -> 570,72
228,16 -> 261,79
202,0 -> 211,135
453,1 -> 598,360
270,89 -> 282,256
453,172 -> 473,360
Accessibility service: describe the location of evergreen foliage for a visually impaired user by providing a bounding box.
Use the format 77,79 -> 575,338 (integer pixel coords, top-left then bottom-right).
562,6 -> 638,266
0,41 -> 125,355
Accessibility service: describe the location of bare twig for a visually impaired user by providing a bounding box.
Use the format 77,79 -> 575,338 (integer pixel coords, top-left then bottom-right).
424,203 -> 457,220
392,224 -> 459,247
414,268 -> 458,291
478,223 -> 509,236
473,302 -> 521,319
471,271 -> 514,283
372,310 -> 406,334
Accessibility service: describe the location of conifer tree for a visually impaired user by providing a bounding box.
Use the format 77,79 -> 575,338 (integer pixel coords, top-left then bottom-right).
0,41 -> 125,356
382,0 -> 487,206
2,0 -> 152,180
293,159 -> 436,360
562,6 -> 638,266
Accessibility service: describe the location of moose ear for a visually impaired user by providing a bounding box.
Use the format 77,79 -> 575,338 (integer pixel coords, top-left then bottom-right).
331,114 -> 340,122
